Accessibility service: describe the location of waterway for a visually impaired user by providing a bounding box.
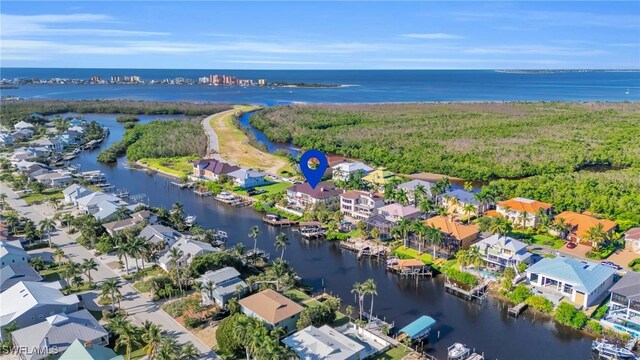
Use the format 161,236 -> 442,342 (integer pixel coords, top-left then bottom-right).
64,113 -> 592,360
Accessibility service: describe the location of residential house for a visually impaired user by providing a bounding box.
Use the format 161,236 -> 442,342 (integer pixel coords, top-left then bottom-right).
397,179 -> 435,203
59,339 -> 123,360
286,181 -> 341,211
26,164 -> 50,181
102,210 -> 157,236
68,125 -> 86,134
526,256 -> 615,308
192,158 -> 240,181
197,267 -> 248,306
376,203 -> 421,223
601,272 -> 640,338
62,184 -> 93,206
332,161 -> 374,182
282,325 -> 366,360
30,138 -> 64,153
138,223 -> 181,248
439,189 -> 488,217
552,211 -> 617,247
34,171 -> 73,188
15,160 -> 46,174
75,192 -> 123,215
1,240 -> 29,267
10,148 -> 38,162
362,168 -> 397,192
339,190 -> 385,223
0,281 -> 79,339
624,228 -> 640,254
158,238 -> 218,271
92,200 -> 122,222
11,309 -> 109,360
496,197 -> 553,228
12,129 -> 35,141
472,234 -> 533,270
14,121 -> 34,131
58,130 -> 82,146
0,264 -> 43,292
239,289 -> 304,334
226,168 -> 267,189
425,216 -> 480,252
68,118 -> 87,128
0,133 -> 14,147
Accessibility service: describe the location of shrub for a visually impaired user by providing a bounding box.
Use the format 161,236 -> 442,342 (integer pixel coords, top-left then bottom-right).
183,316 -> 203,329
507,285 -> 532,304
571,311 -> 588,329
592,304 -> 609,320
216,314 -> 243,356
586,319 -> 603,334
525,295 -> 554,313
629,258 -> 640,271
443,268 -> 478,287
554,302 -> 588,329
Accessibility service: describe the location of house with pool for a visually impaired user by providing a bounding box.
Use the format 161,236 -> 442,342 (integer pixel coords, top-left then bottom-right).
601,272 -> 640,338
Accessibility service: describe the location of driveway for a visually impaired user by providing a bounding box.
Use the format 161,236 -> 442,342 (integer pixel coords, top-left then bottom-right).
0,182 -> 218,359
607,249 -> 638,270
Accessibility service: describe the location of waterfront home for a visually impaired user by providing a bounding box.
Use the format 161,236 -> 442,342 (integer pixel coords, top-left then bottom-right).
0,133 -> 14,147
526,256 -> 615,308
92,199 -> 123,222
332,161 -> 374,182
624,227 -> 640,254
362,168 -> 397,192
158,238 -> 219,271
30,138 -> 64,153
425,215 -> 480,252
59,339 -> 122,360
75,192 -> 123,215
62,184 -> 93,206
192,158 -> 240,181
439,189 -> 488,217
282,325 -> 366,360
339,190 -> 385,223
376,203 -> 421,223
397,179 -> 435,203
25,164 -> 50,181
102,210 -> 157,236
10,148 -> 38,162
14,120 -> 34,131
0,281 -> 79,340
11,309 -> 109,360
552,211 -> 617,247
227,168 -> 267,189
472,234 -> 533,270
34,171 -> 73,188
14,159 -> 46,174
12,128 -> 35,141
239,289 -> 304,334
601,272 -> 640,338
286,181 -> 341,212
197,267 -> 248,307
138,223 -> 181,248
68,118 -> 86,128
496,197 -> 553,228
0,263 -> 42,291
1,240 -> 29,267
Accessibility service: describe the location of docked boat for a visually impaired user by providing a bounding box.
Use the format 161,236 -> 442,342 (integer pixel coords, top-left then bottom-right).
448,343 -> 471,360
185,215 -> 197,227
216,192 -> 236,201
592,339 -> 637,360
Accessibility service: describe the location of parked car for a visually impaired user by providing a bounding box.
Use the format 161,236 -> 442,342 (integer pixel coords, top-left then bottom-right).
601,261 -> 622,270
566,242 -> 577,249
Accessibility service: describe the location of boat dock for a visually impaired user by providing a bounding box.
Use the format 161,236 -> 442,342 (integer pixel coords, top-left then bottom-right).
508,302 -> 528,317
397,315 -> 436,343
214,192 -> 251,207
193,189 -> 213,197
387,258 -> 433,277
262,214 -> 295,227
341,238 -> 387,259
298,221 -> 326,239
447,343 -> 485,360
444,279 -> 490,301
171,181 -> 194,189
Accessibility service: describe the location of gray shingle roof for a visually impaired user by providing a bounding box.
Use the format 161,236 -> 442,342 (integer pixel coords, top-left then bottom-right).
609,272 -> 640,300
0,264 -> 42,291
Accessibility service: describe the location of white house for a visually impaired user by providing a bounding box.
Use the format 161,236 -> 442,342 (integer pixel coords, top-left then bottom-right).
158,238 -> 219,271
197,267 -> 248,306
239,289 -> 304,334
286,181 -> 341,212
62,184 -> 93,206
34,171 -> 73,188
601,272 -> 640,338
227,168 -> 267,189
30,138 -> 64,153
526,256 -> 615,308
332,162 -> 374,182
339,190 -> 385,222
138,224 -> 182,248
75,192 -> 123,214
282,325 -> 366,360
397,179 -> 435,203
14,121 -> 34,131
472,234 -> 533,270
0,133 -> 14,147
496,197 -> 553,228
0,240 -> 29,268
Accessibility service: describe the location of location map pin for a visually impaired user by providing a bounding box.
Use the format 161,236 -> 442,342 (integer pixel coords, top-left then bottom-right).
299,149 -> 328,189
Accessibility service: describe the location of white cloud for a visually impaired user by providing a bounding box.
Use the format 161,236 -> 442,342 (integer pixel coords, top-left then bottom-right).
401,33 -> 463,39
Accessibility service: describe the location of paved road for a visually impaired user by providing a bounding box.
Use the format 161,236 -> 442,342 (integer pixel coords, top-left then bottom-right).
0,182 -> 217,359
202,110 -> 235,156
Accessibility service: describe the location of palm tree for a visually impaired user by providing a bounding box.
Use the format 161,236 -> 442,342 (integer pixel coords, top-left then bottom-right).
180,344 -> 200,360
418,197 -> 435,214
364,279 -> 377,325
553,217 -> 571,240
428,225 -> 445,257
48,198 -> 61,210
62,262 -> 80,287
39,218 -> 56,247
60,213 -> 74,227
233,315 -> 258,360
202,280 -> 215,304
114,321 -> 142,360
81,258 -> 98,286
462,203 -> 476,224
249,225 -> 260,259
413,185 -> 427,207
0,192 -> 7,205
156,336 -> 180,360
489,217 -> 513,239
101,278 -> 122,312
29,256 -> 46,271
518,211 -> 530,229
467,246 -> 483,269
586,223 -> 607,249
393,218 -> 413,248
129,236 -> 146,271
274,232 -> 289,261
141,321 -> 164,359
116,241 -> 132,275
168,247 -> 184,292
345,305 -> 354,322
53,248 -> 66,265
351,282 -> 366,320
463,181 -> 473,192
395,188 -> 409,205
412,221 -> 428,254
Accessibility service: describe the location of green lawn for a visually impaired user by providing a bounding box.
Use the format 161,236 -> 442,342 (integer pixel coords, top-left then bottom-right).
508,230 -> 565,249
373,346 -> 413,360
331,312 -> 350,327
284,289 -> 311,302
20,189 -> 63,205
234,181 -> 292,198
133,280 -> 151,293
115,345 -> 147,360
139,156 -> 197,177
393,247 -> 447,271
40,266 -> 64,281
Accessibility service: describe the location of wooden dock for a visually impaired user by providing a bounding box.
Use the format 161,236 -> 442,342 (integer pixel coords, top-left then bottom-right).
508,302 -> 528,317
444,279 -> 489,301
193,189 -> 212,197
262,216 -> 295,227
387,259 -> 433,277
171,181 -> 194,189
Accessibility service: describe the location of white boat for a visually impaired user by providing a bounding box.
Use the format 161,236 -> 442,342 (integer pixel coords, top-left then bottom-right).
448,343 -> 471,360
216,192 -> 236,201
626,88 -> 630,95
592,339 -> 637,360
185,215 -> 197,227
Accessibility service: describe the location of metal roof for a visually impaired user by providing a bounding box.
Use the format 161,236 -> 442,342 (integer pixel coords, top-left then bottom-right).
399,315 -> 436,339
526,256 -> 616,294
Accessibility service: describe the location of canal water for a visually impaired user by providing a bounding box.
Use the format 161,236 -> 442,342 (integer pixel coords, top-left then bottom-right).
67,113 -> 592,359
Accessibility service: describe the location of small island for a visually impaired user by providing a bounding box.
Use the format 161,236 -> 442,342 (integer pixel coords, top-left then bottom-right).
268,82 -> 343,88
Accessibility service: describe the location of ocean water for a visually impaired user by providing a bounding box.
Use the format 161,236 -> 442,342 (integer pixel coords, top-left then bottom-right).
2,68 -> 639,103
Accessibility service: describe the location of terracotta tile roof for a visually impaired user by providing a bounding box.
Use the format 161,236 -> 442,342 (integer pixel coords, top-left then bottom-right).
239,289 -> 304,324
555,211 -> 617,239
497,197 -> 552,214
484,210 -> 503,218
425,216 -> 479,241
626,227 -> 640,241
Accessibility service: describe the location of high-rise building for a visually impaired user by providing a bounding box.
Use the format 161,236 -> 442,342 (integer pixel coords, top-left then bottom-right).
258,79 -> 266,86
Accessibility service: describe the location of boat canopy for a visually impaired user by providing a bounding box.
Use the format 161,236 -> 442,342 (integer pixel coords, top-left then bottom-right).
399,315 -> 436,339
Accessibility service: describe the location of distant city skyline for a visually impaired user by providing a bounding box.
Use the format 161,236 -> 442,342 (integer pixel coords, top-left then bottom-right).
1,1 -> 639,70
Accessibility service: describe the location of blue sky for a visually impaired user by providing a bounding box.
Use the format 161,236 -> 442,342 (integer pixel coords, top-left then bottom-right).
1,1 -> 638,69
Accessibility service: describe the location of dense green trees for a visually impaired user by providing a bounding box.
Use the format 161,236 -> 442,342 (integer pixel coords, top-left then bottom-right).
251,103 -> 640,180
